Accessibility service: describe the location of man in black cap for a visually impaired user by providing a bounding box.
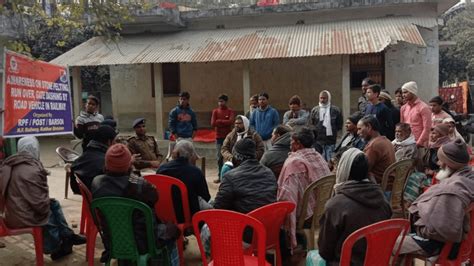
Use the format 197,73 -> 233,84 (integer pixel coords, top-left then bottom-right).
71,125 -> 117,193
214,138 -> 277,214
127,118 -> 163,170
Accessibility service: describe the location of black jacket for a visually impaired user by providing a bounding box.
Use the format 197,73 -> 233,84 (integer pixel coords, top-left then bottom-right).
214,159 -> 277,214
308,105 -> 343,145
70,140 -> 108,194
259,132 -> 291,178
92,174 -> 178,253
156,157 -> 211,223
318,181 -> 392,265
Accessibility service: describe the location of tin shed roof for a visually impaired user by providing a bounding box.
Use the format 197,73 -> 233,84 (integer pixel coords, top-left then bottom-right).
51,16 -> 436,66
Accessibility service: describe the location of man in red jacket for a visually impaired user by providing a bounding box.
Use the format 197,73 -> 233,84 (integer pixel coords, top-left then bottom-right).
211,94 -> 235,183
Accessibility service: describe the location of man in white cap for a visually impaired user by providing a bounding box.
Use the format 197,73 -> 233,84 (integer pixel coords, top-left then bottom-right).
397,139 -> 474,259
400,81 -> 432,148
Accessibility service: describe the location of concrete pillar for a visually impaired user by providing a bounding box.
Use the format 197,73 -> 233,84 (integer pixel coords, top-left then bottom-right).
341,55 -> 351,125
243,62 -> 250,113
71,67 -> 82,118
153,63 -> 164,139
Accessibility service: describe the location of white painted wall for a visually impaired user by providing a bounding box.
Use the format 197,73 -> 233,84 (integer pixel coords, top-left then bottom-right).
385,26 -> 439,102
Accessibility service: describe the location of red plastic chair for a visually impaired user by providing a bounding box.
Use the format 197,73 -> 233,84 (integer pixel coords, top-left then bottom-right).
144,174 -> 192,266
406,202 -> 474,266
0,217 -> 44,266
192,209 -> 271,266
340,219 -> 410,266
247,201 -> 295,266
76,177 -> 99,266
74,174 -> 87,235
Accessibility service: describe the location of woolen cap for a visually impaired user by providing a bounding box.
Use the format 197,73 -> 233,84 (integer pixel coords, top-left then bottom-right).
93,125 -> 118,143
379,91 -> 393,101
232,138 -> 256,159
105,144 -> 132,173
437,139 -> 470,170
401,81 -> 418,95
132,118 -> 145,128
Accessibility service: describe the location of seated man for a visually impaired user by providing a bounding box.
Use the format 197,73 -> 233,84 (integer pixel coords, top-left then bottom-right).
219,115 -> 264,182
0,136 -> 86,260
357,115 -> 395,184
214,138 -> 277,214
92,144 -> 180,264
278,127 -> 331,250
260,125 -> 292,179
334,113 -> 365,154
128,118 -> 163,170
71,125 -> 117,193
316,148 -> 392,265
392,122 -> 418,161
157,140 -> 211,223
398,139 -> 474,259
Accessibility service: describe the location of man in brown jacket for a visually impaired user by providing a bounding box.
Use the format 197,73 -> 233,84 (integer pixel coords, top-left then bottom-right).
0,136 -> 85,260
398,139 -> 474,258
221,115 -> 264,165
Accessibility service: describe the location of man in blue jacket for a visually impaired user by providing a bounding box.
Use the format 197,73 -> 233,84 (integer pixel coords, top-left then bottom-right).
250,92 -> 280,150
168,92 -> 198,140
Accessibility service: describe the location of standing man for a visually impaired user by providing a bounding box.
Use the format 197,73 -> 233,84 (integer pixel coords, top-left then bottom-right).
357,115 -> 395,184
400,81 -> 432,148
278,127 -> 330,250
250,92 -> 280,151
429,96 -> 451,126
358,78 -> 375,115
210,94 -> 234,180
283,95 -> 309,128
127,118 -> 163,170
365,85 -> 394,140
168,91 -> 197,140
308,90 -> 343,161
74,95 -> 104,151
245,94 -> 259,120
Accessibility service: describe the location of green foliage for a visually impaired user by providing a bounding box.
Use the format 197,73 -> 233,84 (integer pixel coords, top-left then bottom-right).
439,5 -> 474,84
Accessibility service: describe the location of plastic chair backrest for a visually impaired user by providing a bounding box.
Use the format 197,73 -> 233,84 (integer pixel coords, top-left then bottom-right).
248,201 -> 295,248
55,146 -> 80,163
90,197 -> 160,263
381,159 -> 415,215
340,218 -> 410,266
296,174 -> 336,232
436,202 -> 474,264
144,174 -> 191,225
76,176 -> 93,217
193,209 -> 267,266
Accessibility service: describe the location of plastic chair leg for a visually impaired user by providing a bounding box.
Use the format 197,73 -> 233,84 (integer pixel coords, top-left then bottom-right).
275,245 -> 282,266
65,172 -> 69,199
177,234 -> 185,266
80,200 -> 86,235
32,227 -> 44,266
86,225 -> 98,266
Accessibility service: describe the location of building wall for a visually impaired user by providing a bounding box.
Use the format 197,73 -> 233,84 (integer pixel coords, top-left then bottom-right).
110,64 -> 157,132
385,26 -> 439,101
248,56 -> 343,112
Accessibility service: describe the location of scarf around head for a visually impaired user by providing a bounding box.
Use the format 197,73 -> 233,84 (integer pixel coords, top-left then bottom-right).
319,90 -> 332,136
236,115 -> 250,141
17,136 -> 40,160
334,147 -> 363,193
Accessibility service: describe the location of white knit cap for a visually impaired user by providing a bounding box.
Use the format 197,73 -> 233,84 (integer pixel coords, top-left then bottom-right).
402,81 -> 418,95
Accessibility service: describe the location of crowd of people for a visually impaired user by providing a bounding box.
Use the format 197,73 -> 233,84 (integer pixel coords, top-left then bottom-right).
0,78 -> 473,265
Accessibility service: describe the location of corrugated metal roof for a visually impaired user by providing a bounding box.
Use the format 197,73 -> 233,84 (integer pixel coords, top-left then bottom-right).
51,16 -> 437,66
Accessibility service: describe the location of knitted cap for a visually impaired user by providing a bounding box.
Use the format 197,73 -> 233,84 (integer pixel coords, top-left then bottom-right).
105,144 -> 132,173
93,125 -> 118,143
379,91 -> 392,101
437,139 -> 470,170
232,138 -> 256,160
401,81 -> 418,95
